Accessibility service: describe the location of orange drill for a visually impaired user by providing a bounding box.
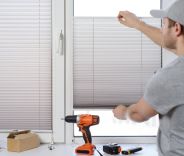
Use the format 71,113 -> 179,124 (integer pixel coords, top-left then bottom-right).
65,114 -> 100,155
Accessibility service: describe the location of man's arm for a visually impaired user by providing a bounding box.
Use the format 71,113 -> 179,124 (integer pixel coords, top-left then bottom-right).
118,11 -> 176,53
112,97 -> 158,122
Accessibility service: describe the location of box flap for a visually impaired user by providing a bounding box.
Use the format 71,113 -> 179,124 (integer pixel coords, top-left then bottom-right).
7,130 -> 31,139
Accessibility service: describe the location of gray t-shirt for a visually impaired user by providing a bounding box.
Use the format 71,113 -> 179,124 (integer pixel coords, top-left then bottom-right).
144,56 -> 184,156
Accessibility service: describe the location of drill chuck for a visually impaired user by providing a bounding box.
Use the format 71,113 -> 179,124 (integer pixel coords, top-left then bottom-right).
65,115 -> 78,123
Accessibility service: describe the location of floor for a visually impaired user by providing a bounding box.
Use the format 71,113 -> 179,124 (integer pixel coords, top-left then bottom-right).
0,143 -> 158,156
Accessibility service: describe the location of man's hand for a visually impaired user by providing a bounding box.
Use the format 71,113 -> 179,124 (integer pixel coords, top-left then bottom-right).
117,11 -> 142,29
112,105 -> 128,120
113,98 -> 158,122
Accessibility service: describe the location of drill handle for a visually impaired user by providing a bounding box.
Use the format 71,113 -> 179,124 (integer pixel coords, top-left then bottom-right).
80,126 -> 92,144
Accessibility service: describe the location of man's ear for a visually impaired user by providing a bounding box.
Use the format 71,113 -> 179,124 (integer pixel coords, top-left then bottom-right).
175,23 -> 183,37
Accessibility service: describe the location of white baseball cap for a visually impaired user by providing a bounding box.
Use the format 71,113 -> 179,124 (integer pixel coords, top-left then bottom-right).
150,0 -> 184,26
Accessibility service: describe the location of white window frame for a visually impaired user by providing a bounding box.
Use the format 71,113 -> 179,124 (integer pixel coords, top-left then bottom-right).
65,0 -> 75,144
0,0 -> 65,143
52,0 -> 65,143
65,0 -> 164,144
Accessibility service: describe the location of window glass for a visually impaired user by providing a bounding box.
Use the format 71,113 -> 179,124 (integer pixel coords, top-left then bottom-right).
73,0 -> 160,137
74,0 -> 160,17
74,110 -> 159,136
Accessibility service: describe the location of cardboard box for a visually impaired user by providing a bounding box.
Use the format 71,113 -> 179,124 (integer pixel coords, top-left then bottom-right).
7,130 -> 40,152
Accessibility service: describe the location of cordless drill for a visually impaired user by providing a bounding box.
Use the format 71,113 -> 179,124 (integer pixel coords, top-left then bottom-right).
65,114 -> 100,155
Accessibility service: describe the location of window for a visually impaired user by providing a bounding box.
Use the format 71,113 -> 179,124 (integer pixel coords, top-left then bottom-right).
72,0 -> 161,138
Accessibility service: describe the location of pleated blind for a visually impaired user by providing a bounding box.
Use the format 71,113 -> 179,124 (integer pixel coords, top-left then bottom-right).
0,0 -> 52,130
73,17 -> 161,108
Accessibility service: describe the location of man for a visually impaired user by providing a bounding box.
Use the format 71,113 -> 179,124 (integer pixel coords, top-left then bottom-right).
112,0 -> 184,156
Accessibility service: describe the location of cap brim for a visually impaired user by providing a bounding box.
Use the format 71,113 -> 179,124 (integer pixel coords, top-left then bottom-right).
150,10 -> 166,18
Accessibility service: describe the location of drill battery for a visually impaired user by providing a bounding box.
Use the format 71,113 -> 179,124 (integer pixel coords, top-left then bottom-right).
103,143 -> 121,155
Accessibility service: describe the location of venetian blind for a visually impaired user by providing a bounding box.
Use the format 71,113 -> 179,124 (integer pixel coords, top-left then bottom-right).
73,17 -> 161,108
0,0 -> 52,130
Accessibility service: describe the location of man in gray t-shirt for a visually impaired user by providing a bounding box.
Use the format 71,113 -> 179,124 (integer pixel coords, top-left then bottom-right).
144,56 -> 184,156
112,0 -> 184,155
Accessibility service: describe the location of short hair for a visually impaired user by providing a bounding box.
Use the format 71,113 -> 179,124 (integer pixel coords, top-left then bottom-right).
168,18 -> 184,35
